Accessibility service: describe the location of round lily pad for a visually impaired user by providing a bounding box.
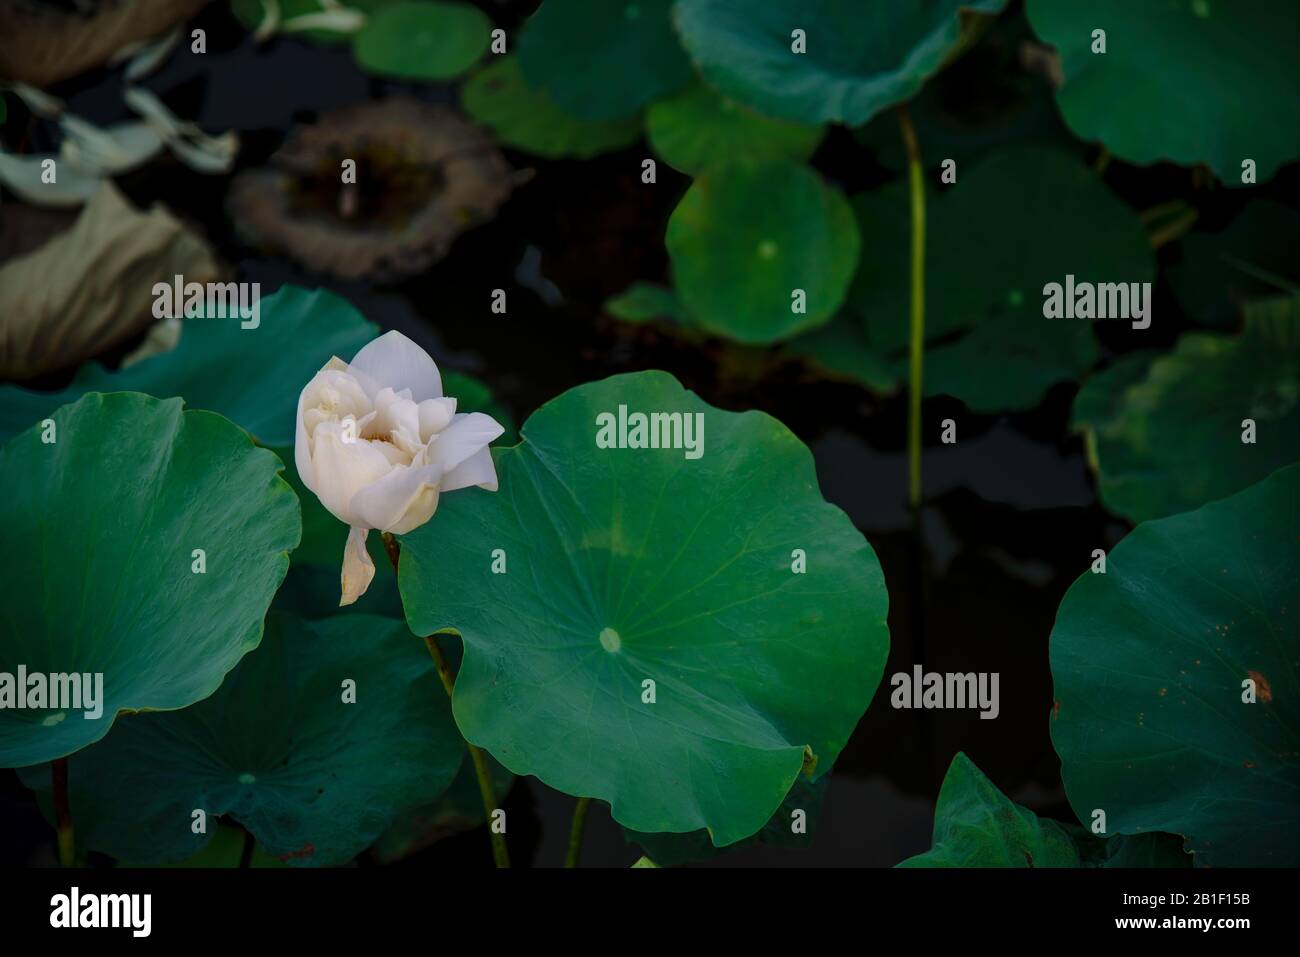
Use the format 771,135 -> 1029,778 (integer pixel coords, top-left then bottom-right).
21,610 -> 464,865
398,371 -> 890,845
517,0 -> 691,121
0,285 -> 377,447
1050,464 -> 1300,866
1082,297 -> 1300,523
1170,201 -> 1300,329
674,0 -> 1007,125
0,392 -> 300,768
353,1 -> 490,81
847,146 -> 1154,411
899,753 -> 1080,867
667,159 -> 860,344
1026,0 -> 1300,183
646,82 -> 823,175
460,56 -> 642,159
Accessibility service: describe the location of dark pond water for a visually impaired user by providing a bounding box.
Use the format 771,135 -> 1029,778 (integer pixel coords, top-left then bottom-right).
2,0 -> 1295,868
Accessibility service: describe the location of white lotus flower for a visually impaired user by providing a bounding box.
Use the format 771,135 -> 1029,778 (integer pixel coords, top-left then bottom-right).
294,330 -> 504,605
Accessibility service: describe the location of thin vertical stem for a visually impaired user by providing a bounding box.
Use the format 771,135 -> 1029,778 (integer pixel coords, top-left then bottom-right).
897,103 -> 926,511
382,532 -> 510,868
52,757 -> 74,867
565,796 -> 592,868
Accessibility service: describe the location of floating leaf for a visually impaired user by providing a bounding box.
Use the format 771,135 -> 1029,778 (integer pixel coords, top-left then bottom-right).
674,0 -> 1007,125
899,753 -> 1080,867
0,286 -> 377,447
667,159 -> 859,344
1026,0 -> 1300,183
782,316 -> 900,393
1170,201 -> 1300,329
847,147 -> 1153,411
517,0 -> 691,121
603,282 -> 692,327
1050,464 -> 1300,866
353,1 -> 490,81
1081,298 -> 1300,523
21,611 -> 463,865
398,371 -> 889,845
460,56 -> 642,159
646,82 -> 823,175
0,393 -> 300,768
626,772 -> 827,866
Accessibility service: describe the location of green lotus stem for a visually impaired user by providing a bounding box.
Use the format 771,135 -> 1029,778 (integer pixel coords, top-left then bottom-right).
381,532 -> 510,869
565,796 -> 592,868
239,826 -> 255,868
52,757 -> 74,867
897,104 -> 925,510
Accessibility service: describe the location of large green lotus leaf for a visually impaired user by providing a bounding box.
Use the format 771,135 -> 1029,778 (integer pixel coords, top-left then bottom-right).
0,286 -> 376,447
460,56 -> 642,159
1169,201 -> 1300,330
667,159 -> 860,344
1050,465 -> 1300,866
517,0 -> 691,121
899,753 -> 1081,867
0,392 -> 300,768
646,82 -> 823,175
21,611 -> 464,866
353,1 -> 491,81
398,371 -> 890,845
1084,298 -> 1300,523
1026,0 -> 1300,183
626,771 -> 827,866
674,0 -> 1007,126
848,146 -> 1152,409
